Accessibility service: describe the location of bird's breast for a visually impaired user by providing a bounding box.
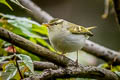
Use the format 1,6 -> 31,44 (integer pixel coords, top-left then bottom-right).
48,31 -> 87,53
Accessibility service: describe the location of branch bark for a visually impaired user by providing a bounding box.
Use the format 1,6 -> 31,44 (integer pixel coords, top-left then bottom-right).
83,40 -> 120,65
19,0 -> 53,23
33,61 -> 58,70
23,66 -> 119,80
18,0 -> 120,65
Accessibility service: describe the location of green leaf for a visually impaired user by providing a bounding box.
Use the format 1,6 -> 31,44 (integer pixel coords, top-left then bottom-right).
0,14 -> 42,38
10,0 -> 31,12
0,14 -> 53,52
115,71 -> 120,78
0,0 -> 13,10
8,19 -> 39,38
1,63 -> 17,80
97,63 -> 109,68
0,55 -> 14,62
10,0 -> 24,8
11,27 -> 28,37
12,71 -> 21,80
32,24 -> 48,36
16,47 -> 40,61
29,37 -> 37,43
16,54 -> 34,74
0,39 -> 8,56
36,38 -> 55,52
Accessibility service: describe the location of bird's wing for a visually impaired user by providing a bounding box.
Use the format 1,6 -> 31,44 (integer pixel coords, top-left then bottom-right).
67,23 -> 95,36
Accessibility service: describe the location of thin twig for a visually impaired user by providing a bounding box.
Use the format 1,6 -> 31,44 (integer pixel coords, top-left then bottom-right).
15,56 -> 23,79
7,32 -> 23,79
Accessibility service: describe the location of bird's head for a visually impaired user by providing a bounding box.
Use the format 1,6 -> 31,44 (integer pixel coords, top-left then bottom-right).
42,18 -> 64,28
42,18 -> 96,36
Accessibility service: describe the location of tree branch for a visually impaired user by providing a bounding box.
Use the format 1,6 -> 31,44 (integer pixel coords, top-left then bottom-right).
0,27 -> 75,67
83,40 -> 120,65
19,0 -> 53,23
18,0 -> 120,65
23,66 -> 119,80
33,61 -> 58,70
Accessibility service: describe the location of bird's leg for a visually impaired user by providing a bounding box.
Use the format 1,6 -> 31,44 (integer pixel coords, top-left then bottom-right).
75,50 -> 79,67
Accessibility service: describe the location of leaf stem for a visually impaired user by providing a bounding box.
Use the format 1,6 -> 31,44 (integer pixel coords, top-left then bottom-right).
8,32 -> 23,79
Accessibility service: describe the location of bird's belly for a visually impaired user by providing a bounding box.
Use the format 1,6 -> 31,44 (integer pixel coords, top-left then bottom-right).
50,34 -> 86,53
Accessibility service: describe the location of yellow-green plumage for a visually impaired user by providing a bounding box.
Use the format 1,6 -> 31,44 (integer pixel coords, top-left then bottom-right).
43,18 -> 95,65
67,25 -> 96,36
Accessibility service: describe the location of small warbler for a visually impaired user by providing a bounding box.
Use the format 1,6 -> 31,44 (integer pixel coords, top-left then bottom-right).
43,18 -> 95,65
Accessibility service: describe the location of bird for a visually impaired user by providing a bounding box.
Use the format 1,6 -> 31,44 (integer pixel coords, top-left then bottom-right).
43,18 -> 95,66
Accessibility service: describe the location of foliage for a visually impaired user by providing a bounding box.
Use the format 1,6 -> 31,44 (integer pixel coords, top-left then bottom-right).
0,54 -> 34,80
0,0 -> 25,11
10,0 -> 26,9
0,0 -> 13,10
98,63 -> 120,72
0,13 -> 55,55
1,61 -> 18,80
16,54 -> 34,74
0,13 -> 55,79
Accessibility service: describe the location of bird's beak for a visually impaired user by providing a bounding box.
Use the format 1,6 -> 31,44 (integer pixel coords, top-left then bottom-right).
42,23 -> 50,27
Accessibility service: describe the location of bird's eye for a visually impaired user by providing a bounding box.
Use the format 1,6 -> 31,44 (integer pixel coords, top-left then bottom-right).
50,21 -> 63,26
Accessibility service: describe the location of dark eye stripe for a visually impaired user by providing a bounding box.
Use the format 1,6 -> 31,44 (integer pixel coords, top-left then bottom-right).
49,23 -> 58,26
49,21 -> 63,26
